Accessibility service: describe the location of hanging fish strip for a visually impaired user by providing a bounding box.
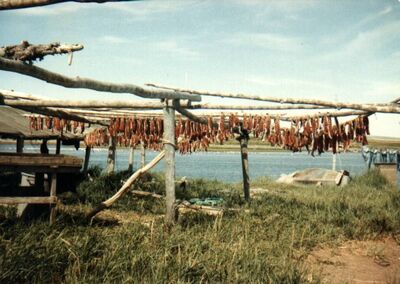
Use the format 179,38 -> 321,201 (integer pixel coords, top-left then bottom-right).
28,114 -> 369,155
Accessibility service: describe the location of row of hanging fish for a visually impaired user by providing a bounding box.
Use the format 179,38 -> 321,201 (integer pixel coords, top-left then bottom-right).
29,116 -> 85,134
28,114 -> 370,155
246,114 -> 370,155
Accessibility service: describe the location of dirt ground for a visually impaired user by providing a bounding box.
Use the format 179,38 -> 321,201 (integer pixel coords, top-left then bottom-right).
306,237 -> 400,284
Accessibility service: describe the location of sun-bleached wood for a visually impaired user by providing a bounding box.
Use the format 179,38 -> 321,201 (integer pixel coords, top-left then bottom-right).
0,57 -> 201,101
0,0 -> 139,10
0,41 -> 83,61
147,83 -> 400,113
164,101 -> 177,224
87,150 -> 165,218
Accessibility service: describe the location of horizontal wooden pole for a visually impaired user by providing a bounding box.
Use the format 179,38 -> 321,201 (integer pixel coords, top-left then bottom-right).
13,105 -> 109,126
0,57 -> 201,101
0,196 -> 57,204
0,41 -> 83,62
3,98 -> 166,109
147,83 -> 400,113
0,0 -> 140,10
2,90 -> 328,110
281,110 -> 368,120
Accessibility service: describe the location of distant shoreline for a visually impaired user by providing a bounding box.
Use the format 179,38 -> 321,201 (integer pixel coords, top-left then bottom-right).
2,138 -> 399,153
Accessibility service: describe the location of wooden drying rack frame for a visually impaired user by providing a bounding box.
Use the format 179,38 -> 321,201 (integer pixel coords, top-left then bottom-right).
0,40 -> 399,224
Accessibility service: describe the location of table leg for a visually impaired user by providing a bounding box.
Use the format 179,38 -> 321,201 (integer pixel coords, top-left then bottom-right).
49,173 -> 57,225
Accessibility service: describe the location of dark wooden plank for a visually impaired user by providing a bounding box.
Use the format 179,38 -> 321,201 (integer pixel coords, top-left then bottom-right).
0,165 -> 81,173
0,196 -> 57,204
0,153 -> 82,168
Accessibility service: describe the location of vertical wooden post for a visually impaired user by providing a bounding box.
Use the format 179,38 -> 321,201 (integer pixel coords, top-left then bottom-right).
55,138 -> 61,154
128,147 -> 134,172
239,135 -> 250,201
141,144 -> 145,168
164,99 -> 177,224
49,173 -> 57,225
107,136 -> 116,174
83,146 -> 91,175
16,137 -> 24,153
332,154 -> 337,171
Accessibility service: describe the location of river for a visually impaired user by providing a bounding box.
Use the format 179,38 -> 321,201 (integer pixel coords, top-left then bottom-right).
0,143 -> 372,183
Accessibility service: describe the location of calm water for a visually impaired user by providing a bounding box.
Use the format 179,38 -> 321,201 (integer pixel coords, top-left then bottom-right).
0,143 -> 373,183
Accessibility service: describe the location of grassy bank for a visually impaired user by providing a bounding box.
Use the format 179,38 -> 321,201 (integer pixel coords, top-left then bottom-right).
0,170 -> 399,283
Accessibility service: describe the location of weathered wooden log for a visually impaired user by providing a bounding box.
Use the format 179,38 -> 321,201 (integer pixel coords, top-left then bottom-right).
131,190 -> 163,199
0,41 -> 83,62
193,103 -> 327,110
1,90 -> 333,110
1,98 -> 166,109
0,94 -> 189,110
0,0 -> 140,10
87,150 -> 165,218
164,100 -> 177,224
0,57 -> 201,101
177,201 -> 224,217
2,98 -> 331,110
147,83 -> 400,113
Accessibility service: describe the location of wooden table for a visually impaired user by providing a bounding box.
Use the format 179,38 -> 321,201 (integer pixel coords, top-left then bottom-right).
0,153 -> 83,224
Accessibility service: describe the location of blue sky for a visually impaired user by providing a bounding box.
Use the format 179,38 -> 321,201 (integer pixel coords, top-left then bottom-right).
0,0 -> 399,137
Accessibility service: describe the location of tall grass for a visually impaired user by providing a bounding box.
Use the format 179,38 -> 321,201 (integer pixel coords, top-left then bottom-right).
0,169 -> 399,283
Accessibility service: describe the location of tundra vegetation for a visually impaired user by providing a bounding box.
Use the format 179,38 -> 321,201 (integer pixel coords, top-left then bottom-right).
0,168 -> 399,283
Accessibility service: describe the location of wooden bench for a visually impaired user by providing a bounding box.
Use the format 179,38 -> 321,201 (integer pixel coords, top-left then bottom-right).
0,153 -> 82,224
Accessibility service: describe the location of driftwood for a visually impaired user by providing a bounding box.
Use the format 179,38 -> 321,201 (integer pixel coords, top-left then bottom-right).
147,83 -> 400,113
0,41 -> 83,62
177,201 -> 224,217
0,0 -> 139,10
0,57 -> 201,101
177,201 -> 249,217
87,150 -> 165,218
131,190 -> 163,199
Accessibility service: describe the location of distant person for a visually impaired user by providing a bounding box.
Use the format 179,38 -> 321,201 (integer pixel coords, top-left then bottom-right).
361,146 -> 374,169
40,139 -> 49,154
397,150 -> 400,172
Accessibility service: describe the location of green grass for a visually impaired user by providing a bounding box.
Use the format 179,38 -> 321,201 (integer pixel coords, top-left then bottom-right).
0,169 -> 399,283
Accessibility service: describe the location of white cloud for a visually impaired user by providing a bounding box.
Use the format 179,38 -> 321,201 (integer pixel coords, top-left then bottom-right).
319,5 -> 395,47
224,33 -> 305,52
319,20 -> 400,61
105,0 -> 200,19
154,40 -> 200,60
364,81 -> 400,103
233,0 -> 316,12
99,35 -> 130,44
245,75 -> 335,91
